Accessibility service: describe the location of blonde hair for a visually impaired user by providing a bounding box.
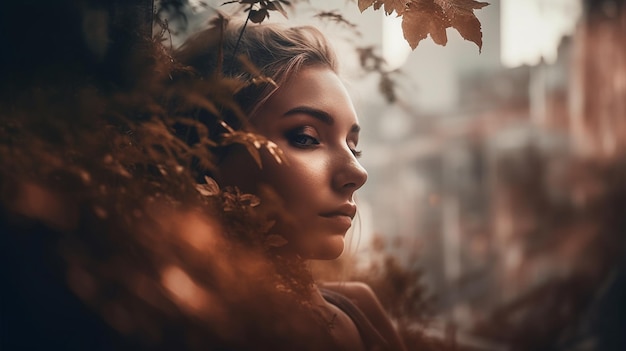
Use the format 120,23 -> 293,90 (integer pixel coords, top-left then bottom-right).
175,20 -> 338,116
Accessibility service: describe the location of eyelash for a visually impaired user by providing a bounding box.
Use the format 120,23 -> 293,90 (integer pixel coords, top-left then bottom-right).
286,127 -> 362,158
287,128 -> 320,148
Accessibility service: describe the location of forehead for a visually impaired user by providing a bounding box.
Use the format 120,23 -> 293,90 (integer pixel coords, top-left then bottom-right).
252,66 -> 359,127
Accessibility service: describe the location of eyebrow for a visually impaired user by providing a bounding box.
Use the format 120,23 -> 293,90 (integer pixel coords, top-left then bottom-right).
283,106 -> 361,133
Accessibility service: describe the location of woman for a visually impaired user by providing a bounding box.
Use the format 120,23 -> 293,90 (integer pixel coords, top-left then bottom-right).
175,20 -> 407,351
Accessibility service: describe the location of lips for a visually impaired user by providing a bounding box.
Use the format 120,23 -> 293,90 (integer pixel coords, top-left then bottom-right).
320,203 -> 357,219
319,203 -> 357,231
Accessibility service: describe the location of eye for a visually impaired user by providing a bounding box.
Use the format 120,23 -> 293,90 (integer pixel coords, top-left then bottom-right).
287,127 -> 320,148
348,141 -> 362,158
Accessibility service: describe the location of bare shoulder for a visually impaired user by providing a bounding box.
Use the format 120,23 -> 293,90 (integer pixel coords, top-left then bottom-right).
321,282 -> 378,311
320,282 -> 407,351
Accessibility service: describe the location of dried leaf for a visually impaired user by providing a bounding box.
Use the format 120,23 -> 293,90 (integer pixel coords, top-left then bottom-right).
402,0 -> 449,49
361,0 -> 488,51
435,0 -> 488,51
196,176 -> 220,196
358,0 -> 376,12
219,121 -> 287,168
383,0 -> 409,15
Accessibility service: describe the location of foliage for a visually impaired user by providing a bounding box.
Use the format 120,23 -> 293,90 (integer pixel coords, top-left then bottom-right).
359,0 -> 489,50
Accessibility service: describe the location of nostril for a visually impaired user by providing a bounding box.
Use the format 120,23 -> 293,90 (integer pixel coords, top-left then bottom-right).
343,181 -> 357,189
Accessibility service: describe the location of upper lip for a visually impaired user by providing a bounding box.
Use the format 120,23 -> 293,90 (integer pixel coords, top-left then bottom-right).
320,203 -> 357,219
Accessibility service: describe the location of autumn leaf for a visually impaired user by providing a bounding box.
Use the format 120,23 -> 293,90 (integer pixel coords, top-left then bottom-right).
435,0 -> 488,50
358,0 -> 376,12
360,0 -> 488,51
402,0 -> 449,49
359,0 -> 409,15
196,176 -> 220,196
382,0 -> 408,15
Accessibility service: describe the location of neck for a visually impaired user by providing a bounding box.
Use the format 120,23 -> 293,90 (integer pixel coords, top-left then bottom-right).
310,283 -> 327,306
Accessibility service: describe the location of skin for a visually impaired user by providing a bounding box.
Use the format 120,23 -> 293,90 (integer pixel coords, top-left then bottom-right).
216,65 -> 367,260
216,65 -> 405,350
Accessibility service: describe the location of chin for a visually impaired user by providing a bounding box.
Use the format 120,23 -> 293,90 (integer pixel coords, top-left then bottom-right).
310,236 -> 345,260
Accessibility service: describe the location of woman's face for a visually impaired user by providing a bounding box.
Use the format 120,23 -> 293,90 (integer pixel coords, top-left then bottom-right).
216,65 -> 367,259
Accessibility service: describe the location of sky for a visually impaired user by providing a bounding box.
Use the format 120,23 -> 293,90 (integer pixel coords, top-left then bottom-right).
500,0 -> 582,67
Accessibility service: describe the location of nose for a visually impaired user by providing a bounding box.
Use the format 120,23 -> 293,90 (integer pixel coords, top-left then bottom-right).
333,151 -> 368,194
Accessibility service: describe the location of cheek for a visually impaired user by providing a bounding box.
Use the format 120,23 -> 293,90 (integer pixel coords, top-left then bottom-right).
261,152 -> 329,205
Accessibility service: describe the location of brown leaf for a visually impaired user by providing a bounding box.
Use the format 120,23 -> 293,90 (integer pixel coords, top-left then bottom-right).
358,0 -> 376,12
435,0 -> 488,51
265,1 -> 288,18
196,176 -> 220,196
382,0 -> 409,15
249,9 -> 268,23
402,0 -> 449,49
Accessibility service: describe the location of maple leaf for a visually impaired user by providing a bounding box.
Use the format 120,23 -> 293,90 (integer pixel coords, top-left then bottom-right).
359,0 -> 412,16
360,0 -> 488,51
435,0 -> 488,50
402,0 -> 449,49
358,0 -> 376,12
382,0 -> 409,15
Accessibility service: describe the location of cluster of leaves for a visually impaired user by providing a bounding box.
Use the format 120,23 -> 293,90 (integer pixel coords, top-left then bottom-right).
359,0 -> 489,50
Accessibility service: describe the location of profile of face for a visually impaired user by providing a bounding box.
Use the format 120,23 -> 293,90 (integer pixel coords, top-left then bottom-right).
215,65 -> 368,260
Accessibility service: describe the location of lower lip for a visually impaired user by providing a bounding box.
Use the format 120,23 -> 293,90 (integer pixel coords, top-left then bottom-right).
321,215 -> 353,231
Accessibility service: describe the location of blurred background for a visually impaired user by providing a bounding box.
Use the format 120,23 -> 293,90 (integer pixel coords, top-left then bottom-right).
334,1 -> 626,350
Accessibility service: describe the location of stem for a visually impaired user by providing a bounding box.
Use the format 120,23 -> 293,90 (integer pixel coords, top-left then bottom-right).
230,3 -> 253,65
